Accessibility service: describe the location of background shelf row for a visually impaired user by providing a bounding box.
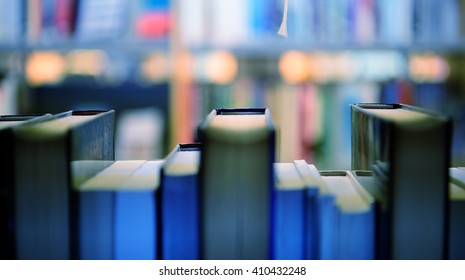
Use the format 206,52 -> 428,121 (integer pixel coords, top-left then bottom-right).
1,0 -> 465,171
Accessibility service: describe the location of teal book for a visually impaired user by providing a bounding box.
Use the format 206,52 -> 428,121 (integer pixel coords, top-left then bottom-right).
198,108 -> 276,259
13,110 -> 115,259
351,103 -> 451,259
0,113 -> 53,259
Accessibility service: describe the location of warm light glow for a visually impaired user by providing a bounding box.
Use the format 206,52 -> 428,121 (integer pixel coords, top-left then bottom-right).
279,51 -> 310,84
26,51 -> 66,86
332,53 -> 353,81
280,51 -> 406,84
65,50 -> 107,76
409,53 -> 450,82
206,51 -> 238,84
140,52 -> 170,82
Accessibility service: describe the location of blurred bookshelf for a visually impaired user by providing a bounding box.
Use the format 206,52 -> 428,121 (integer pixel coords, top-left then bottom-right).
1,0 -> 465,168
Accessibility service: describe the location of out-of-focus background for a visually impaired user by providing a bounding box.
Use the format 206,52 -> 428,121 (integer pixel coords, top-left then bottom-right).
1,0 -> 464,169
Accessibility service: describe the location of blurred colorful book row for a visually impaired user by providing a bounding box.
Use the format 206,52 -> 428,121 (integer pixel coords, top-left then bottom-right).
0,104 -> 461,259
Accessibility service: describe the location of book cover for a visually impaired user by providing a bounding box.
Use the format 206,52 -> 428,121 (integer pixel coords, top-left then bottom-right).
198,108 -> 275,259
319,170 -> 375,260
272,162 -> 306,260
159,143 -> 201,260
294,160 -> 325,260
0,114 -> 53,259
351,103 -> 451,259
13,110 -> 115,259
75,159 -> 163,260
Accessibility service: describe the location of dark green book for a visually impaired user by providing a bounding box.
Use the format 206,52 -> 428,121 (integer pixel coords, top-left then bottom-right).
0,114 -> 53,260
13,110 -> 115,259
198,108 -> 276,260
351,103 -> 451,259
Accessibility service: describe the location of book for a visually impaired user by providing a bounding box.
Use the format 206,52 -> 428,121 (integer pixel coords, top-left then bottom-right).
319,170 -> 375,260
351,103 -> 451,259
77,160 -> 163,260
294,160 -> 322,260
135,0 -> 170,39
0,0 -> 23,44
75,0 -> 129,42
198,108 -> 276,259
448,167 -> 465,260
350,170 -> 389,259
159,143 -> 201,260
13,110 -> 115,259
178,0 -> 205,46
0,114 -> 53,259
209,0 -> 250,47
272,162 -> 306,260
71,159 -> 115,260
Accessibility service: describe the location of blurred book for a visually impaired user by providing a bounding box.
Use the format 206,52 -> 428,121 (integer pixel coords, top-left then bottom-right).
448,167 -> 465,260
40,0 -> 73,42
377,0 -> 412,44
0,0 -> 23,44
77,159 -> 163,260
75,0 -> 129,42
320,170 -> 375,260
178,0 -> 205,46
13,110 -> 114,259
70,159 -> 115,259
294,160 -> 327,260
134,0 -> 170,39
209,0 -> 250,47
272,162 -> 307,260
0,113 -> 53,259
349,170 -> 389,259
351,103 -> 451,259
160,143 -> 200,260
198,108 -> 275,259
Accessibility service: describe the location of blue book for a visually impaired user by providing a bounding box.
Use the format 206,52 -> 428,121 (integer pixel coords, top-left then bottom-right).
293,160 -> 323,260
310,167 -> 337,260
113,160 -> 163,260
320,170 -> 375,260
160,143 -> 201,260
78,160 -> 163,260
272,162 -> 306,260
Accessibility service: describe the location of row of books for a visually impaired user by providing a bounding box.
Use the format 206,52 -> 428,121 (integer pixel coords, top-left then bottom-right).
0,103 -> 461,259
0,0 -> 170,45
180,0 -> 464,47
190,78 -> 465,169
2,0 -> 465,48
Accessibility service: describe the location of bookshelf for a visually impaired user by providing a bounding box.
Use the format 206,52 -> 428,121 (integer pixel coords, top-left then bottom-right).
0,0 -> 465,166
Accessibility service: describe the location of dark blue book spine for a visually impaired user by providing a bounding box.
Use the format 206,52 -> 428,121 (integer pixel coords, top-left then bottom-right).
161,174 -> 199,260
272,189 -> 305,259
305,188 -> 319,259
78,191 -> 114,260
114,191 -> 157,260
